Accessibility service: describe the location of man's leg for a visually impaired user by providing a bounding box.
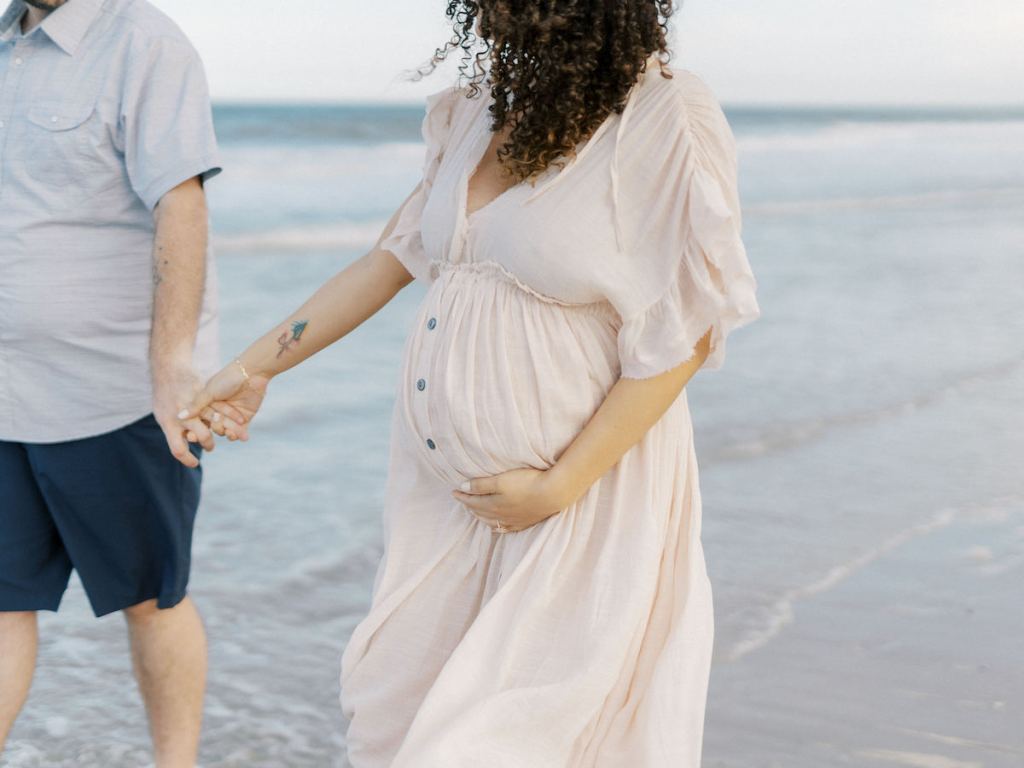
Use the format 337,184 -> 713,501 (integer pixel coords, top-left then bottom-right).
0,611 -> 38,753
32,416 -> 206,765
0,440 -> 74,757
124,597 -> 206,768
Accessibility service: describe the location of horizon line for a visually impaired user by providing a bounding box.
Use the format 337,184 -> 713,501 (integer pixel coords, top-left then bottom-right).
210,99 -> 1024,113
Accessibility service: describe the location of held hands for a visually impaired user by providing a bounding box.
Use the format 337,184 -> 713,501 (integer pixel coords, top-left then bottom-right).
452,466 -> 581,533
175,360 -> 271,448
153,362 -> 216,469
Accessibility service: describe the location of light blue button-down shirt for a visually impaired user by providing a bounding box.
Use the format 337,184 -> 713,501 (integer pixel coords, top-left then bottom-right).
0,0 -> 222,443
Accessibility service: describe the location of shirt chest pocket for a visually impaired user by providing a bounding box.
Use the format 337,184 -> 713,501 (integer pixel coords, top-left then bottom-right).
24,101 -> 113,188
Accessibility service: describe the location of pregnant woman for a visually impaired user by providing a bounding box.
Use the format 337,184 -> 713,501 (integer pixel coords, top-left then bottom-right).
183,2 -> 759,764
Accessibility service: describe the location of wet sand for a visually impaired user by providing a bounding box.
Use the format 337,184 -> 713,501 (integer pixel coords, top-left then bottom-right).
704,491 -> 1024,768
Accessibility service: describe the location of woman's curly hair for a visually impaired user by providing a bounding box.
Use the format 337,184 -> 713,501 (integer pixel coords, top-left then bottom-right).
418,0 -> 675,182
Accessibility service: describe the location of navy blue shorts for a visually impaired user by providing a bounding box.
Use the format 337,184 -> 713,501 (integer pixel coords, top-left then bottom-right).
0,414 -> 202,617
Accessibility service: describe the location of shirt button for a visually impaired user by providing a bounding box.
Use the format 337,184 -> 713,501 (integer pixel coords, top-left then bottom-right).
50,116 -> 59,123
416,378 -> 426,391
426,317 -> 437,330
426,438 -> 436,450
14,57 -> 23,66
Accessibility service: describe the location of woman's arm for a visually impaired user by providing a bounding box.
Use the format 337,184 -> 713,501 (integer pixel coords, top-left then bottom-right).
232,188 -> 419,381
453,330 -> 712,531
232,245 -> 412,381
178,187 -> 420,433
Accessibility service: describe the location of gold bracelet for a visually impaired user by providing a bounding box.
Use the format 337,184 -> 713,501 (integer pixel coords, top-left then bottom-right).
234,358 -> 251,382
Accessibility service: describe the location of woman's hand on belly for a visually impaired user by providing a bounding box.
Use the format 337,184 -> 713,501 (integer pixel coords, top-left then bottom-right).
452,467 -> 579,533
453,330 -> 713,533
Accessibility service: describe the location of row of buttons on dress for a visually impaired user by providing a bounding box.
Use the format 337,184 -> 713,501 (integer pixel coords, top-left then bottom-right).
422,315 -> 437,451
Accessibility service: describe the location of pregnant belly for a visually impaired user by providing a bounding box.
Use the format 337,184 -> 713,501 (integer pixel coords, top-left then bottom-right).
401,263 -> 622,484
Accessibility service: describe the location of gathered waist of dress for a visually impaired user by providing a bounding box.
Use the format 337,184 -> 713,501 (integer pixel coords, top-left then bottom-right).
428,258 -> 621,321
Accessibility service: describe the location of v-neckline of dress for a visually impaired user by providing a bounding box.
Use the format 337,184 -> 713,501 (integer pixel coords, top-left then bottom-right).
458,88 -> 631,229
463,119 -> 524,222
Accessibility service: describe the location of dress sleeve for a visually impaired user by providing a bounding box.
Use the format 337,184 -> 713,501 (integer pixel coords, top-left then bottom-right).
379,86 -> 460,283
611,72 -> 760,379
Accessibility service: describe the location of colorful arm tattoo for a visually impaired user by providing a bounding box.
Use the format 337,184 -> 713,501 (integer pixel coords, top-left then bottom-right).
276,320 -> 308,358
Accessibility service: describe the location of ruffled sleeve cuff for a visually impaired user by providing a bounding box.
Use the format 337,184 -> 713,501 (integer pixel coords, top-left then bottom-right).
617,165 -> 760,379
379,186 -> 434,284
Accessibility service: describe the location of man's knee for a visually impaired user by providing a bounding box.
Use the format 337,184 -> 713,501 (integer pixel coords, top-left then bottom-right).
0,611 -> 37,629
122,596 -> 195,625
122,598 -> 162,624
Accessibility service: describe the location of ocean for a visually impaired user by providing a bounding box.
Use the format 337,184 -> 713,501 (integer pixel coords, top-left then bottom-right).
5,100 -> 1024,767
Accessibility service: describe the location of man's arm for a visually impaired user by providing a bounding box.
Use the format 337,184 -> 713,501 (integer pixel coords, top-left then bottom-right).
151,176 -> 215,468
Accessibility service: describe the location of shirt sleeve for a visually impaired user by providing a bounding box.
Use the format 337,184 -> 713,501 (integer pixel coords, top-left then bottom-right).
120,36 -> 222,211
609,71 -> 760,379
378,86 -> 460,283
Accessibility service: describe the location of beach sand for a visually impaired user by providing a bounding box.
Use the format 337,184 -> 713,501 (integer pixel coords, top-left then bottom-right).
705,494 -> 1024,768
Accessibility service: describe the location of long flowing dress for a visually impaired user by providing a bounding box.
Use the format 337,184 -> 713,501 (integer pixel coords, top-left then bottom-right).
339,58 -> 760,768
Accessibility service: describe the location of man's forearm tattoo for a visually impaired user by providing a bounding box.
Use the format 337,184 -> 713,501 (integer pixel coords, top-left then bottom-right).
276,320 -> 308,357
152,244 -> 168,287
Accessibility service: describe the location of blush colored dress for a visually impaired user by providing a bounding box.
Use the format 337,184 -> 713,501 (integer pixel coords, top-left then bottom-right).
340,60 -> 760,768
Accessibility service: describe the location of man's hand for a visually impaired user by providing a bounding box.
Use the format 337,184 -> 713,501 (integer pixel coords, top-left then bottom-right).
178,360 -> 269,440
451,467 -> 580,533
153,363 -> 213,468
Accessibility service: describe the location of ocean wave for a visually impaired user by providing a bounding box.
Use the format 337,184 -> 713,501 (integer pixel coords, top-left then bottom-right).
743,186 -> 1024,216
735,118 -> 1024,153
214,221 -> 387,252
705,354 -> 1024,464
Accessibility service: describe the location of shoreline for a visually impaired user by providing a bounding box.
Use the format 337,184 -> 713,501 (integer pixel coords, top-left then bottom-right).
704,495 -> 1024,768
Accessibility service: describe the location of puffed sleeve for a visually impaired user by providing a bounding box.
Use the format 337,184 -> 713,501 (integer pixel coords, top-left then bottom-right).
609,71 -> 760,379
379,86 -> 460,283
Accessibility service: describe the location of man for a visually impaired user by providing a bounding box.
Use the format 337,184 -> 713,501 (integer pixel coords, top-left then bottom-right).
0,0 -> 223,764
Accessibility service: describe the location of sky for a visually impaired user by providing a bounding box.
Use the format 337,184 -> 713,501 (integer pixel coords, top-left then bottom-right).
150,0 -> 1024,106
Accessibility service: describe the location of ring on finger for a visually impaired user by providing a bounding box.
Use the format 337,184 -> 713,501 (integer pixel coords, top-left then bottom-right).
201,408 -> 224,432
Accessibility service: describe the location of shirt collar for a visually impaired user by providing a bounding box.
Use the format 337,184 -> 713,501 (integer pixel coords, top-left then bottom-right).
0,0 -> 106,55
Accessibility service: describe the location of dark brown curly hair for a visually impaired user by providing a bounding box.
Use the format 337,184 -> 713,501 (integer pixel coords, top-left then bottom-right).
419,1 -> 676,181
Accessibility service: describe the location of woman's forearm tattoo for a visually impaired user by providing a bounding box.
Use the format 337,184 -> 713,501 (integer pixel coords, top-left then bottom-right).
276,320 -> 308,358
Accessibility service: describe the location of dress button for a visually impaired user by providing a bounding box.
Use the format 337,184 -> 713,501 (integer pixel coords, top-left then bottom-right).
426,438 -> 436,450
427,317 -> 437,330
416,378 -> 426,391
